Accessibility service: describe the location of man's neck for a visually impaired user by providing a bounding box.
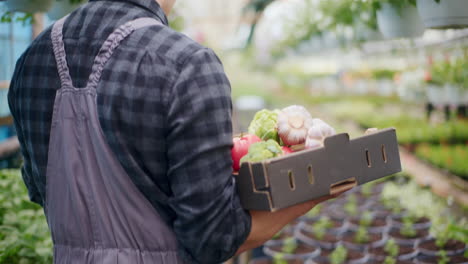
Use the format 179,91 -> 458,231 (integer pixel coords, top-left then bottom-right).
155,0 -> 171,15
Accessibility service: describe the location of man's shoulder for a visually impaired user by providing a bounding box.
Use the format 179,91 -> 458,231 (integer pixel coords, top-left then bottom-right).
139,25 -> 210,68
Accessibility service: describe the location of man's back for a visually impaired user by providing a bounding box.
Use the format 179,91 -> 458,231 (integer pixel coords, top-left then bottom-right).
8,0 -> 251,263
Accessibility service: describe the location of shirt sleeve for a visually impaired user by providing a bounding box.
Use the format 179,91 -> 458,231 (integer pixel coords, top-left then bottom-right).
165,48 -> 251,264
8,52 -> 43,206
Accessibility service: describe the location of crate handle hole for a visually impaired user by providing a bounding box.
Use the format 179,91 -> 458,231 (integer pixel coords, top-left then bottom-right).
288,170 -> 296,191
381,145 -> 388,163
307,165 -> 314,185
366,149 -> 372,167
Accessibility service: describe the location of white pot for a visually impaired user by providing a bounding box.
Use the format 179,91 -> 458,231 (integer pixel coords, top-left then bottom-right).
463,90 -> 468,105
377,79 -> 394,96
47,0 -> 86,20
5,0 -> 53,13
444,84 -> 461,105
426,84 -> 445,106
377,3 -> 425,39
417,0 -> 468,29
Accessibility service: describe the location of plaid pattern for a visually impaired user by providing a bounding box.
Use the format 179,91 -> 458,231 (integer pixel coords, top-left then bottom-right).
8,0 -> 251,263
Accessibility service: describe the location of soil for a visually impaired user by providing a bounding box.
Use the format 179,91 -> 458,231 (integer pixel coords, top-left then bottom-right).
368,260 -> 413,264
350,217 -> 387,228
311,250 -> 365,264
347,249 -> 366,261
389,227 -> 429,239
270,243 -> 317,255
303,218 -> 344,229
369,244 -> 415,259
416,254 -> 468,264
249,259 -> 303,264
303,228 -> 340,243
342,231 -> 383,245
393,216 -> 431,225
419,238 -> 466,252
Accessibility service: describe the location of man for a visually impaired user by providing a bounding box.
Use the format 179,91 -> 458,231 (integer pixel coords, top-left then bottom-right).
8,0 -> 346,263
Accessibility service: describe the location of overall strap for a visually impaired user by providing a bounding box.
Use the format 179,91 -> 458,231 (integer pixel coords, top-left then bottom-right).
86,17 -> 162,89
51,15 -> 73,88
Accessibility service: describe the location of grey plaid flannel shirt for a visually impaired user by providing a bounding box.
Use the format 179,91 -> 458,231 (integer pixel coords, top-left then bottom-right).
8,0 -> 251,263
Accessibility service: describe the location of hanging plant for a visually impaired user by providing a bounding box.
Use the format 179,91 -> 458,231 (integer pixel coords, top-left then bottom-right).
369,0 -> 425,38
47,0 -> 86,20
417,0 -> 468,29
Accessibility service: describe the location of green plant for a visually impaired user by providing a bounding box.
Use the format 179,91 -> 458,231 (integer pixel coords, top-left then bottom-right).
359,211 -> 373,227
415,144 -> 468,180
360,182 -> 374,197
438,250 -> 450,264
344,195 -> 358,216
368,0 -> 417,13
384,239 -> 399,257
273,253 -> 287,264
371,69 -> 398,80
329,245 -> 348,264
400,217 -> 417,238
384,257 -> 397,264
281,237 -> 297,254
354,226 -> 370,244
312,217 -> 333,240
0,170 -> 52,263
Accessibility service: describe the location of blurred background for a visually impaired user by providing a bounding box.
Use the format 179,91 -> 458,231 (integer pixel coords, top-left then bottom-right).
0,0 -> 468,263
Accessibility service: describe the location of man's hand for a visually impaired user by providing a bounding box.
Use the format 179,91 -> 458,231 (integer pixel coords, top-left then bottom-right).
235,188 -> 352,255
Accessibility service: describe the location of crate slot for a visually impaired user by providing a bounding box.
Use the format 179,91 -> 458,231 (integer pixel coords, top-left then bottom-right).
381,145 -> 388,163
366,149 -> 372,167
288,170 -> 296,191
307,165 -> 314,185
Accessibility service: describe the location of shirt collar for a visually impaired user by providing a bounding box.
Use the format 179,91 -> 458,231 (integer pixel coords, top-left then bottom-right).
89,0 -> 169,26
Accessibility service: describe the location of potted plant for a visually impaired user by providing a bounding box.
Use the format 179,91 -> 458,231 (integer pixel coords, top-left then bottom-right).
370,0 -> 425,38
342,225 -> 386,251
369,238 -> 418,262
348,210 -> 389,234
5,0 -> 54,13
419,223 -> 467,257
415,250 -> 452,264
264,238 -> 321,261
47,0 -> 86,20
391,213 -> 431,231
311,244 -> 368,264
417,0 -> 468,29
296,218 -> 343,250
389,216 -> 430,246
329,245 -> 347,264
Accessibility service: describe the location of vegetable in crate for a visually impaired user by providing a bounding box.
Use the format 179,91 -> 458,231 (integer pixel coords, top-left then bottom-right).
277,105 -> 314,146
240,139 -> 283,164
248,109 -> 280,142
231,134 -> 262,171
305,118 -> 336,149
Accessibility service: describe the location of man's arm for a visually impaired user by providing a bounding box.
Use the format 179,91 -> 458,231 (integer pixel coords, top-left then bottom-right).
165,47 -> 251,264
8,51 -> 44,206
236,193 -> 347,255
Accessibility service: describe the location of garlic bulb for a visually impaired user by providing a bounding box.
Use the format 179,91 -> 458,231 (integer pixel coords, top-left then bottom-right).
305,119 -> 336,149
277,105 -> 314,146
365,128 -> 378,135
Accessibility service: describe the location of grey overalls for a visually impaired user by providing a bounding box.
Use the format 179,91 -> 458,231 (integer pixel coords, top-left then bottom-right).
46,16 -> 184,263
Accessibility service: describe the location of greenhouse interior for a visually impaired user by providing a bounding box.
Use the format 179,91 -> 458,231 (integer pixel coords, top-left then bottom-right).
0,0 -> 467,263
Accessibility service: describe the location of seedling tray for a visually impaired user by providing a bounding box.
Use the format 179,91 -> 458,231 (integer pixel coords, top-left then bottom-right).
235,128 -> 401,211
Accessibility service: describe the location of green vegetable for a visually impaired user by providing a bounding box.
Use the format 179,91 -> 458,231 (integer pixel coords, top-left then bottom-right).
240,140 -> 283,164
330,245 -> 347,264
248,109 -> 280,142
